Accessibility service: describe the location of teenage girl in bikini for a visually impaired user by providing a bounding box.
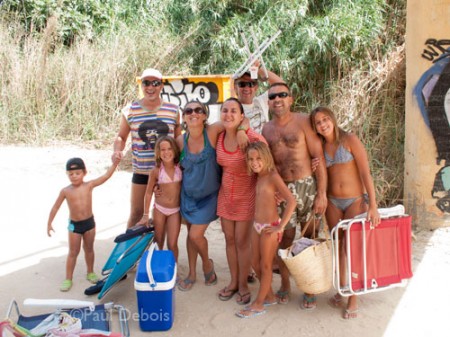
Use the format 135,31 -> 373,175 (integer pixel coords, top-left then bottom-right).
235,141 -> 296,319
310,106 -> 380,319
138,136 -> 182,261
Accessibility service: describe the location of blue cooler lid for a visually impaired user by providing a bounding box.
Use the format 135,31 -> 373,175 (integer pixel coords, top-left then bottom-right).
135,247 -> 176,291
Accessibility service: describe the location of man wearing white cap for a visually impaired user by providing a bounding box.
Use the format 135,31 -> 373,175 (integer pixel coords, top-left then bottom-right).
112,68 -> 181,228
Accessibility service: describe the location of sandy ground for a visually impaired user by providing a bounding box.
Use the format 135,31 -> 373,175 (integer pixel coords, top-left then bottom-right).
0,144 -> 449,337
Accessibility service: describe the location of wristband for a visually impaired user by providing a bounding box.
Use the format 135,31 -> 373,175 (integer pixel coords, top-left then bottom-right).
237,125 -> 248,132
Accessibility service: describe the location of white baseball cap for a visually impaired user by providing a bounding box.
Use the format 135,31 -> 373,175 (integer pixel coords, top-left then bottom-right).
140,68 -> 163,80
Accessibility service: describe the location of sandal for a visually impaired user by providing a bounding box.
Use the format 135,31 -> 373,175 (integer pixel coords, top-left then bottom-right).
235,306 -> 266,319
218,287 -> 238,301
343,308 -> 359,319
86,272 -> 99,284
177,278 -> 196,291
60,279 -> 72,292
275,290 -> 290,305
328,293 -> 343,308
204,259 -> 217,286
263,299 -> 278,307
236,292 -> 251,305
247,271 -> 257,283
301,293 -> 317,310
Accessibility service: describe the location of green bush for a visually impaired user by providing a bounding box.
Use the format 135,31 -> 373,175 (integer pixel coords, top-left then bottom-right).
0,0 -> 407,204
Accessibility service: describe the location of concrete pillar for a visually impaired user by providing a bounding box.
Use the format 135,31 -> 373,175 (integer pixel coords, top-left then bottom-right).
405,0 -> 450,228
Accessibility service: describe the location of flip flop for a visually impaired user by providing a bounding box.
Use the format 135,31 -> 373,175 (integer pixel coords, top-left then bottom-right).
343,308 -> 359,320
263,300 -> 278,307
218,287 -> 238,301
247,271 -> 257,283
236,292 -> 251,305
301,293 -> 317,311
328,293 -> 343,308
204,259 -> 218,286
177,278 -> 196,291
275,290 -> 290,305
235,306 -> 266,319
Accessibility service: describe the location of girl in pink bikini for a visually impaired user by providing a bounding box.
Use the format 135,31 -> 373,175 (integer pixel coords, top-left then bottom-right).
235,141 -> 296,319
138,136 -> 182,261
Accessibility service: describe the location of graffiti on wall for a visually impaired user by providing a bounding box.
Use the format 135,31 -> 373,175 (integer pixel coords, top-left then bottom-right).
421,39 -> 450,63
415,39 -> 450,212
138,75 -> 231,122
158,76 -> 232,123
161,78 -> 220,108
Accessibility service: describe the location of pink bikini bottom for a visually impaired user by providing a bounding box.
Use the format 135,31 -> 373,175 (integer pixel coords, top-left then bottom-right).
154,202 -> 180,216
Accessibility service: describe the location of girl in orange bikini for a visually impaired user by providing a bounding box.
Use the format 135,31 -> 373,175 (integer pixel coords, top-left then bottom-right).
138,136 -> 182,261
311,106 -> 380,319
235,141 -> 296,319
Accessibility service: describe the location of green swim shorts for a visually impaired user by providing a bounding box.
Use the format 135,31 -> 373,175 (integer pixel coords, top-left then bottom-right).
278,175 -> 317,230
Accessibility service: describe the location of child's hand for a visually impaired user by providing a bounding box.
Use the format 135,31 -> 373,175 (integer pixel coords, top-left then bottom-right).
47,225 -> 54,237
112,155 -> 121,166
136,214 -> 150,227
111,151 -> 122,164
262,225 -> 284,242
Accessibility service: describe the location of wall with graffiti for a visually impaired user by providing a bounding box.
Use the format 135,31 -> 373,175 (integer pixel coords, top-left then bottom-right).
406,0 -> 450,228
414,39 -> 450,213
139,75 -> 232,123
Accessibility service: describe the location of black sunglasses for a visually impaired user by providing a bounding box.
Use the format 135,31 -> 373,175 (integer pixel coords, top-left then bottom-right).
184,107 -> 205,115
142,79 -> 162,87
268,92 -> 290,100
236,81 -> 258,88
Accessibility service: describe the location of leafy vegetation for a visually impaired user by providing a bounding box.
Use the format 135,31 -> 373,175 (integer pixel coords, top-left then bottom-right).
0,0 -> 406,204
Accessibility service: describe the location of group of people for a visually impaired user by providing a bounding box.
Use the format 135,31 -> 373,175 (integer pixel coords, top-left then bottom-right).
47,64 -> 381,320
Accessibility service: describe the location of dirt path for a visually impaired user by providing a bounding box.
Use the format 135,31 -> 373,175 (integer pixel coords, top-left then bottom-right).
0,145 -> 448,337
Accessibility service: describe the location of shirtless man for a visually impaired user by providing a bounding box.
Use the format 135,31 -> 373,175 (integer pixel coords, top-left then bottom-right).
262,82 -> 327,309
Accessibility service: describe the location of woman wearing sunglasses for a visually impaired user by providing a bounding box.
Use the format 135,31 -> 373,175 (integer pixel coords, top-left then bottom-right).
176,100 -> 249,291
111,68 -> 182,229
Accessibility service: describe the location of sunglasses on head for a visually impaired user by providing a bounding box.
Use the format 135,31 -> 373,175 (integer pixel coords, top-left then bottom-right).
142,79 -> 162,87
183,107 -> 205,115
268,92 -> 290,100
236,81 -> 258,88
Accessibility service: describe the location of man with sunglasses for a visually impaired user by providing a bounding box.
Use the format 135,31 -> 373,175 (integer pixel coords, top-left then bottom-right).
234,61 -> 284,134
262,82 -> 327,309
112,68 -> 181,228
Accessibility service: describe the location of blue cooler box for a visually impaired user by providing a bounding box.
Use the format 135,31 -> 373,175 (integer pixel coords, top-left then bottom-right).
134,244 -> 176,331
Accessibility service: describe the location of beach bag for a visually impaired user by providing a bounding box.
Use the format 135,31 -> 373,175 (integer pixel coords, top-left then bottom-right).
278,216 -> 332,294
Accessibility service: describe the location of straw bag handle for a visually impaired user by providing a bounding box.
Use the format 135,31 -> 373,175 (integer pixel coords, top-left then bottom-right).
300,215 -> 331,242
145,242 -> 158,288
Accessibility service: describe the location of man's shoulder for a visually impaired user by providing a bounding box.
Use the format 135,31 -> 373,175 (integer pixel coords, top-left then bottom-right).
291,111 -> 309,120
161,101 -> 181,111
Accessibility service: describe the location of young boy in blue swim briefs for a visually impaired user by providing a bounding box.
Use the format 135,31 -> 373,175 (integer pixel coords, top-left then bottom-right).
47,157 -> 119,291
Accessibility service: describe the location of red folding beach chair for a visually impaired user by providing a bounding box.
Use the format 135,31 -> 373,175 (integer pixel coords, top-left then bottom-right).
331,205 -> 413,296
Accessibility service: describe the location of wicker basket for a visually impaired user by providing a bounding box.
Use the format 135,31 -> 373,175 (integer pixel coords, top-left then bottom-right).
278,217 -> 333,294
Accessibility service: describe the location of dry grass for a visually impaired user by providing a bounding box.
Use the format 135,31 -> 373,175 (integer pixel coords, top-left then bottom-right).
327,44 -> 406,206
0,17 -> 188,145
